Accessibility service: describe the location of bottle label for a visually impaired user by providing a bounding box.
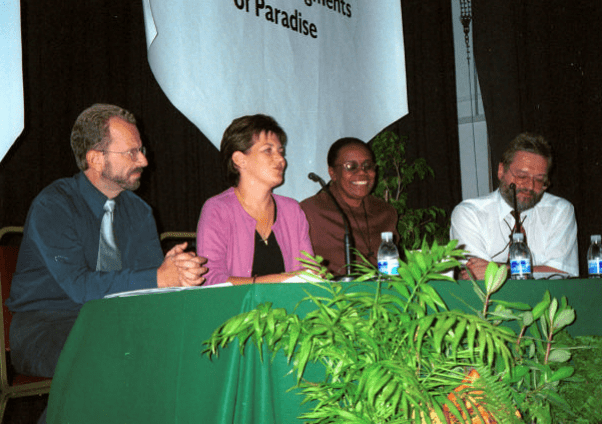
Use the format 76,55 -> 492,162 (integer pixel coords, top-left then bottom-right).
588,259 -> 602,276
378,259 -> 400,275
510,259 -> 531,276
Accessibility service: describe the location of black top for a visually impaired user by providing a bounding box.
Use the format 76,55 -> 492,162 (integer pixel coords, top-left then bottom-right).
251,203 -> 285,277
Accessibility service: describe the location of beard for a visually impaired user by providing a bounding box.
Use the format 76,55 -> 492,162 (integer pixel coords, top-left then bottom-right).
102,162 -> 143,191
499,179 -> 544,213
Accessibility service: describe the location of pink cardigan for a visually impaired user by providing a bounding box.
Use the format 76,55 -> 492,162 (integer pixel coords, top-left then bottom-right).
196,187 -> 314,286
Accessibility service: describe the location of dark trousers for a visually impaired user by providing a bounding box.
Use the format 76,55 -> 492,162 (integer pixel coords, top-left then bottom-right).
10,309 -> 79,378
9,309 -> 80,424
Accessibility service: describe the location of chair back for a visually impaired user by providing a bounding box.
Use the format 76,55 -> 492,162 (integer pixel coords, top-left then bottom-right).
0,226 -> 52,422
0,227 -> 23,352
160,231 -> 196,254
0,245 -> 19,350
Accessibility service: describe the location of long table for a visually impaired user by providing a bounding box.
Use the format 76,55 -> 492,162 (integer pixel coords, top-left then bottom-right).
47,279 -> 601,423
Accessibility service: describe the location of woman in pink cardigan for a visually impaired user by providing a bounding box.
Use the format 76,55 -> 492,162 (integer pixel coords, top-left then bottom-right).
196,114 -> 314,286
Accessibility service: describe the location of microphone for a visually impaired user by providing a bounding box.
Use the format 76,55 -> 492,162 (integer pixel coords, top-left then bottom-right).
307,173 -> 354,280
308,172 -> 325,186
510,183 -> 522,235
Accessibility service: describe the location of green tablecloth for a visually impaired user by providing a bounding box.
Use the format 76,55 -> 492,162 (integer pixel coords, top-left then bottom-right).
47,279 -> 601,423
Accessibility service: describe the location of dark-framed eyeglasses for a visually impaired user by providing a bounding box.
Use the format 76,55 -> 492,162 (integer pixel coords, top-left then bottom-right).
508,168 -> 548,189
98,146 -> 147,161
336,161 -> 376,173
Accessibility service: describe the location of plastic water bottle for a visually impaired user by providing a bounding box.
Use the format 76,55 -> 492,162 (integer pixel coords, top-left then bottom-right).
509,232 -> 532,280
587,235 -> 602,278
377,232 -> 400,275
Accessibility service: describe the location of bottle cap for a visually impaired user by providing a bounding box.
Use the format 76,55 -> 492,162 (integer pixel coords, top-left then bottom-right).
592,234 -> 601,243
512,232 -> 524,242
381,232 -> 393,242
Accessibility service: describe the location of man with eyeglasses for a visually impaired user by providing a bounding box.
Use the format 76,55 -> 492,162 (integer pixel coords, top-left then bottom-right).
6,104 -> 207,402
450,132 -> 578,280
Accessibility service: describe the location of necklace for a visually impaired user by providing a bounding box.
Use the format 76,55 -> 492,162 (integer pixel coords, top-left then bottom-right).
235,188 -> 274,243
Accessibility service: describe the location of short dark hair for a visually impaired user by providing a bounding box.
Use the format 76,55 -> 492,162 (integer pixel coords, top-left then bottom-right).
501,132 -> 553,173
70,104 -> 136,171
327,137 -> 375,168
220,114 -> 287,186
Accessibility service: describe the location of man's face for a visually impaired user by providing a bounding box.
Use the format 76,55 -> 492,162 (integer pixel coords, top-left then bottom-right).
498,151 -> 548,212
101,118 -> 148,193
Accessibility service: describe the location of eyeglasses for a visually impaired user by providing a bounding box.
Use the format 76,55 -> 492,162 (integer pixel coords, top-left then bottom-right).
99,146 -> 147,161
507,168 -> 548,188
336,161 -> 376,173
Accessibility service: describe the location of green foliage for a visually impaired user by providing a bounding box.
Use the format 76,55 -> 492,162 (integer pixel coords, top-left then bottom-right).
204,245 -> 588,423
371,131 -> 449,249
552,332 -> 602,422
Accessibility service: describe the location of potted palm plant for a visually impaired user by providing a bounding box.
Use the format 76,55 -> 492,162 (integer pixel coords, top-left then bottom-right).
204,240 -> 582,423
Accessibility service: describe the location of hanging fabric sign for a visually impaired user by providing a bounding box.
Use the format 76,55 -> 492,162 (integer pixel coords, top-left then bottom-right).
143,0 -> 407,200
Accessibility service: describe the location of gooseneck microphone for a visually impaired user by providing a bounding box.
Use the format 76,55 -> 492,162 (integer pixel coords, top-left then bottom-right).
307,172 -> 325,186
307,173 -> 353,279
510,183 -> 522,235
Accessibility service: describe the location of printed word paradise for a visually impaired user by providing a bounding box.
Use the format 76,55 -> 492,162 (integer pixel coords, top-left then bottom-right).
234,0 -> 318,38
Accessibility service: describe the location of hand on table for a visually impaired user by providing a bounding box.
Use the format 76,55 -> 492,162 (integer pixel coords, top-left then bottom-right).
460,257 -> 491,281
158,242 -> 208,287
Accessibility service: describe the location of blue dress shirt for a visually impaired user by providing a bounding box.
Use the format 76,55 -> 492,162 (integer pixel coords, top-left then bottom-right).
7,172 -> 164,311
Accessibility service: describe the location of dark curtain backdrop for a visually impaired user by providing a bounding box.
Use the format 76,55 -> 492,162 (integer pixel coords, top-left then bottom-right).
474,0 -> 602,276
0,0 -> 460,240
384,0 -> 461,218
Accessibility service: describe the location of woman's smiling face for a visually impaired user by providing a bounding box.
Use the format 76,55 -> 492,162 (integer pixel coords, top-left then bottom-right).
328,144 -> 376,207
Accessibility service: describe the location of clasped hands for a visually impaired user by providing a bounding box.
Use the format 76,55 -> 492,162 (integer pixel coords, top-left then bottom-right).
158,242 -> 208,287
460,257 -> 493,281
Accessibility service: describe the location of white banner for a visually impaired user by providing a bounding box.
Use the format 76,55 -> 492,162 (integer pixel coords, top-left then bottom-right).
143,0 -> 407,201
0,0 -> 24,161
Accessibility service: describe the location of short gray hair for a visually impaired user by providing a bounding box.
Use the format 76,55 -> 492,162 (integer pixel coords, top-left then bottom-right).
500,132 -> 553,174
70,104 -> 136,170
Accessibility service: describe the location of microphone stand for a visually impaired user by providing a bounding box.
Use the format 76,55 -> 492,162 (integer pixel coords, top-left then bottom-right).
308,173 -> 354,281
510,183 -> 522,236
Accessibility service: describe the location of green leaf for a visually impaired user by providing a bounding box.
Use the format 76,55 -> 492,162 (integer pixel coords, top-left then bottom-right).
503,364 -> 530,383
547,348 -> 572,363
532,292 -> 551,320
490,299 -> 531,311
549,298 -> 558,325
521,311 -> 534,327
450,318 -> 468,358
295,339 -> 312,383
548,366 -> 574,382
553,308 -> 576,331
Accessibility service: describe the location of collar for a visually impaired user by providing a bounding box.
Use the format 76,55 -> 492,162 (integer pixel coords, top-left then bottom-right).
75,172 -> 121,218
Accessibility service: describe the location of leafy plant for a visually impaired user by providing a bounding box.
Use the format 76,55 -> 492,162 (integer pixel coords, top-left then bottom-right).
371,131 -> 449,249
204,242 -> 584,423
553,333 -> 602,422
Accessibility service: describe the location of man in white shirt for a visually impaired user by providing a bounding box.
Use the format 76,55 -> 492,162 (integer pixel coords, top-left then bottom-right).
450,133 -> 578,280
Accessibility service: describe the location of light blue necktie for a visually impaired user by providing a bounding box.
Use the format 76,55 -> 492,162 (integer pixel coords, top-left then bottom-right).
96,199 -> 122,271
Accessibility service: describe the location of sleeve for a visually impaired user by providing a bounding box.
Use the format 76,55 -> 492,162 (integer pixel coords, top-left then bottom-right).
292,205 -> 314,270
450,203 -> 493,262
25,197 -> 160,304
196,199 -> 233,286
540,202 -> 579,276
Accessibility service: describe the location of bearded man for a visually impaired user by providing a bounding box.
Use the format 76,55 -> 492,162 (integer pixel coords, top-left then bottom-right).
7,104 -> 207,383
450,133 -> 578,280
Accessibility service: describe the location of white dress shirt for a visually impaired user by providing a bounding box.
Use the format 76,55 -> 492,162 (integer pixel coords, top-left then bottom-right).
450,189 -> 579,276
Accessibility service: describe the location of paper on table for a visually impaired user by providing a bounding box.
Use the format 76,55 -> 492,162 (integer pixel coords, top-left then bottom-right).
104,282 -> 233,299
282,271 -> 325,284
